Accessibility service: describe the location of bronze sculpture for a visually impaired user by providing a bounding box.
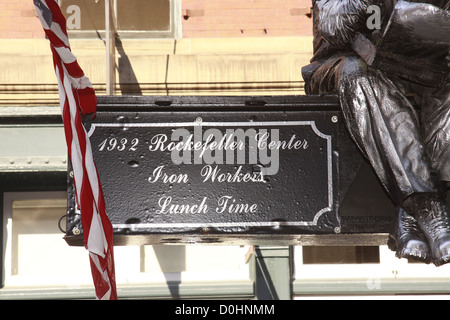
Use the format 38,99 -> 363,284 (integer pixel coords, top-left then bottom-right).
302,0 -> 450,265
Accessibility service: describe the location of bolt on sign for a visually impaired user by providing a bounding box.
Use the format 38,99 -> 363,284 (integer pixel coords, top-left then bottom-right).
66,96 -> 342,245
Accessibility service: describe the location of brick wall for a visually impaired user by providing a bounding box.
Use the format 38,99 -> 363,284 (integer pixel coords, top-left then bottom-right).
181,0 -> 313,38
0,0 -> 313,39
0,0 -> 44,38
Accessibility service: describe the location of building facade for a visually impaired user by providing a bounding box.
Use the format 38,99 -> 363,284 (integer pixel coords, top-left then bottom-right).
1,0 -> 450,299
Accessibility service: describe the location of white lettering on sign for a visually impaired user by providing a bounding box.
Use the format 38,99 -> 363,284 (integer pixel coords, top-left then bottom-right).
157,196 -> 209,214
148,165 -> 189,184
146,127 -> 310,176
87,119 -> 335,227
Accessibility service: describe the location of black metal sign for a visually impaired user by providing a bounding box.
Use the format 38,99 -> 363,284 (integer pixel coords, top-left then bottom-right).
66,96 -> 342,245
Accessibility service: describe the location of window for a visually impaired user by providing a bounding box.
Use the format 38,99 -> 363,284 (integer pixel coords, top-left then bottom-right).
2,192 -> 92,287
1,192 -> 251,298
302,246 -> 380,264
293,245 -> 450,297
59,0 -> 181,38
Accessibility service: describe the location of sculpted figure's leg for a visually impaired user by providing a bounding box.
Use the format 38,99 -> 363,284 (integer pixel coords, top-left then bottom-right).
403,193 -> 450,266
337,57 -> 450,266
305,55 -> 433,262
387,208 -> 431,263
421,82 -> 450,184
337,56 -> 439,205
405,82 -> 450,266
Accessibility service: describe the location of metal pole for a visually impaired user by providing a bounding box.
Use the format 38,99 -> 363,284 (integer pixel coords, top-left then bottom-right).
105,0 -> 116,95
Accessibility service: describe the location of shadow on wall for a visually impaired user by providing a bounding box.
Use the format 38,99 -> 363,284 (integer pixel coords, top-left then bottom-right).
146,245 -> 186,299
115,34 -> 143,95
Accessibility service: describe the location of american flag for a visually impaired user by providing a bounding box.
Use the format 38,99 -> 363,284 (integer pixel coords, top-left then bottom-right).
33,0 -> 117,300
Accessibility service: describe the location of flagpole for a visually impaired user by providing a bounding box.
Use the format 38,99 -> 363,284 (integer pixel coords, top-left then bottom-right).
105,0 -> 116,95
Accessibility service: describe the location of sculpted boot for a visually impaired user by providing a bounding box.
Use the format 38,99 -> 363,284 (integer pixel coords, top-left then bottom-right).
388,208 -> 431,263
403,193 -> 450,267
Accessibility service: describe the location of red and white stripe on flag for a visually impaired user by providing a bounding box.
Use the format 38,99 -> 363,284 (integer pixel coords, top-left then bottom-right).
33,0 -> 117,300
